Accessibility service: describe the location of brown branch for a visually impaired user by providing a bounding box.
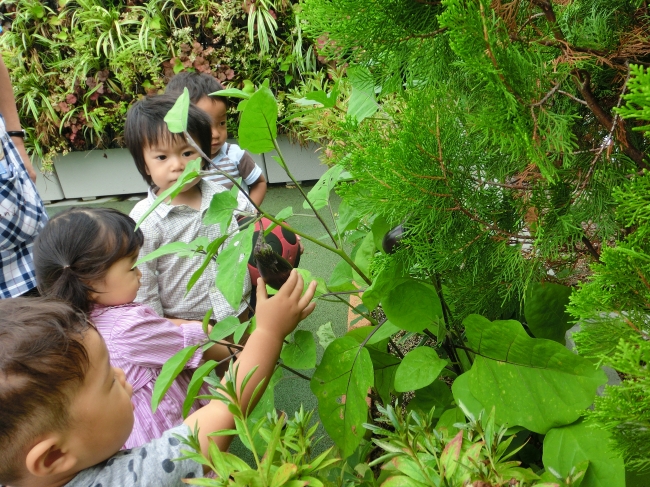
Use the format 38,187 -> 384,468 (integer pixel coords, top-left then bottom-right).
390,168 -> 452,197
580,236 -> 601,262
558,90 -> 588,106
532,79 -> 563,106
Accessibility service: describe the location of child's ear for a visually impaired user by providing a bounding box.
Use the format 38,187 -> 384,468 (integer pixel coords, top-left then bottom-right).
25,435 -> 78,478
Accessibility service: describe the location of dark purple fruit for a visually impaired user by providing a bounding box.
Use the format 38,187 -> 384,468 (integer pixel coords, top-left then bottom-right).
255,244 -> 294,290
382,224 -> 405,254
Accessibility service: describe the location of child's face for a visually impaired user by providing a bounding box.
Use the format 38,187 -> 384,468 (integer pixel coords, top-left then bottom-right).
143,136 -> 202,195
195,96 -> 228,159
91,253 -> 141,307
67,328 -> 134,468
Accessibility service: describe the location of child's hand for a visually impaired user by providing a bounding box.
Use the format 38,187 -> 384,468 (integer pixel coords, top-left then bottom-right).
255,269 -> 316,339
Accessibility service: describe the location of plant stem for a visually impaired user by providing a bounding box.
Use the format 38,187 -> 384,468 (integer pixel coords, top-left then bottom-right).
271,137 -> 339,248
334,294 -> 378,326
278,363 -> 312,381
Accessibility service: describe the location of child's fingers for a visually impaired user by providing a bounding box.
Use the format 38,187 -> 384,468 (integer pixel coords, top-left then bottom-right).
300,301 -> 317,320
290,272 -> 306,301
256,277 -> 269,303
277,269 -> 298,296
299,279 -> 317,306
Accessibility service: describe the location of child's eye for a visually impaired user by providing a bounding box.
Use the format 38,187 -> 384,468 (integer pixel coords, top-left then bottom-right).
183,150 -> 195,157
219,121 -> 227,127
155,155 -> 167,161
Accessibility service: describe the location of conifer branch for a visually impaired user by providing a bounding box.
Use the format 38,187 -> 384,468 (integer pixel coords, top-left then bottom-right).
558,90 -> 588,106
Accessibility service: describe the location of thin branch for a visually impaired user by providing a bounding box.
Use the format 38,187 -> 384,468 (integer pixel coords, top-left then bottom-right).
558,90 -> 588,105
278,363 -> 312,381
388,338 -> 404,359
580,236 -> 601,262
532,79 -> 563,106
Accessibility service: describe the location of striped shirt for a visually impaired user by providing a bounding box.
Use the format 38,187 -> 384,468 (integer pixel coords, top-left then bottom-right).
203,142 -> 262,190
0,115 -> 48,298
130,179 -> 251,322
91,302 -> 210,449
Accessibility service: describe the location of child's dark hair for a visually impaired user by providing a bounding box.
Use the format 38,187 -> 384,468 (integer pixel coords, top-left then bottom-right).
0,298 -> 90,485
166,71 -> 224,104
34,207 -> 144,314
124,93 -> 212,187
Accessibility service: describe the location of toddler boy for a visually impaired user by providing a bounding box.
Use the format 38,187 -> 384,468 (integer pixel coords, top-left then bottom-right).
166,72 -> 268,208
0,271 -> 316,487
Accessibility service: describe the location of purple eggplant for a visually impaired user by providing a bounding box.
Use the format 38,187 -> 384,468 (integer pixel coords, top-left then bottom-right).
255,243 -> 294,290
382,224 -> 405,254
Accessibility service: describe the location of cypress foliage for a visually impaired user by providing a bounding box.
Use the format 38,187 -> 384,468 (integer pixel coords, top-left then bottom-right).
301,0 -> 650,323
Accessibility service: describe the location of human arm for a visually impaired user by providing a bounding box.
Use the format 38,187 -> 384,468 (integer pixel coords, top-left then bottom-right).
248,173 -> 267,207
0,55 -> 36,182
184,270 -> 317,461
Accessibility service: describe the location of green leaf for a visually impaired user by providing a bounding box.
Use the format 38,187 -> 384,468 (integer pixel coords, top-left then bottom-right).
317,322 -> 336,350
383,280 -> 443,333
336,200 -> 361,233
524,282 -> 574,344
134,157 -> 202,230
371,215 -> 391,253
263,206 -> 294,235
211,88 -> 251,99
407,380 -> 453,418
304,86 -> 338,108
436,407 -> 467,436
215,225 -> 255,309
394,347 -> 447,392
164,87 -> 190,133
361,260 -> 406,311
209,316 -> 241,342
451,372 -> 485,422
295,268 -> 328,298
203,190 -> 238,232
233,320 -> 250,344
346,66 -> 378,123
543,420 -> 625,487
366,320 -> 400,345
464,314 -> 607,433
186,250 -> 216,294
303,165 -> 344,211
271,463 -> 298,487
238,84 -> 278,154
151,344 -> 201,413
367,347 -> 400,404
328,260 -> 358,292
381,476 -> 428,487
310,336 -> 374,458
352,232 -> 375,283
281,330 -> 317,369
134,241 -> 193,267
182,360 -> 218,418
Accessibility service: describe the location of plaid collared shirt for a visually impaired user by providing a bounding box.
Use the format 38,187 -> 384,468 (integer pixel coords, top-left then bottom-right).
0,116 -> 48,298
129,179 -> 251,322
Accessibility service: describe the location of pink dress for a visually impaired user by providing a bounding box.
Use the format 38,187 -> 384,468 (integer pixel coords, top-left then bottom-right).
91,303 -> 210,449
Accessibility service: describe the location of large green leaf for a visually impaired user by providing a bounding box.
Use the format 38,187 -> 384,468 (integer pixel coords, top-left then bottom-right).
215,225 -> 255,309
361,260 -> 406,311
371,215 -> 391,253
450,372 -> 485,421
347,66 -> 378,123
383,280 -> 443,333
394,347 -> 447,392
203,190 -> 238,233
303,165 -> 344,210
464,314 -> 607,433
367,347 -> 400,405
310,336 -> 374,458
524,281 -> 574,344
164,87 -> 190,133
328,260 -> 358,292
336,199 -> 361,233
543,420 -> 625,487
407,380 -> 453,418
238,82 -> 278,154
316,322 -> 336,350
151,343 -> 201,412
280,330 -> 316,369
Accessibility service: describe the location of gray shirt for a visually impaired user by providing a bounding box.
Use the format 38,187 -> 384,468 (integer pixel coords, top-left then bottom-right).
66,425 -> 203,486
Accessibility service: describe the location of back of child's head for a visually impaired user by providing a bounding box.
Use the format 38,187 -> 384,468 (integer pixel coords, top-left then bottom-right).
124,93 -> 213,187
35,207 -> 144,314
166,71 -> 224,104
0,297 -> 90,485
